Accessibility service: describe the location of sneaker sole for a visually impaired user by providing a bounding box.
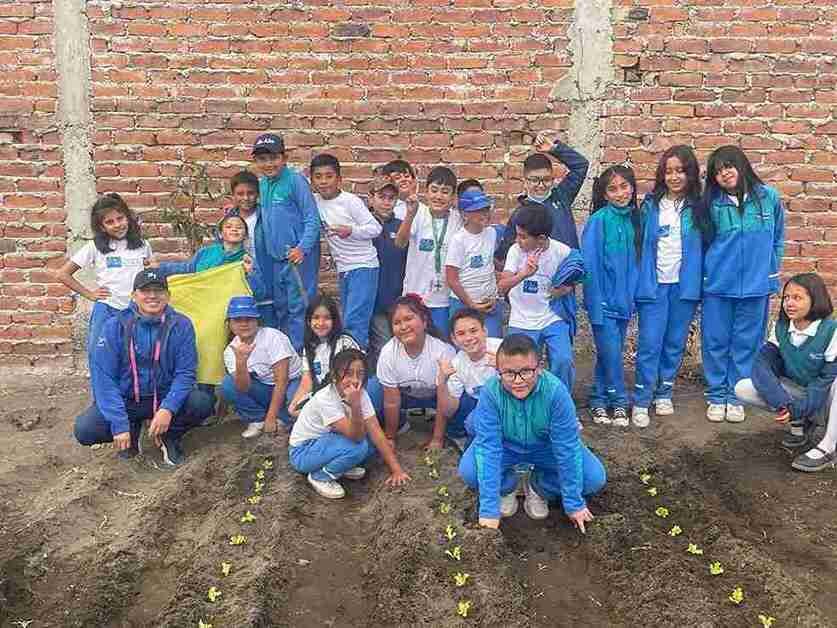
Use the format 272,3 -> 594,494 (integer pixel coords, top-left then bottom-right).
343,469 -> 366,481
725,416 -> 746,423
613,419 -> 630,427
791,459 -> 835,473
654,406 -> 675,416
632,419 -> 650,428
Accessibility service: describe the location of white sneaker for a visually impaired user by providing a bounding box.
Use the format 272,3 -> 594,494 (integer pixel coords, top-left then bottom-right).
450,435 -> 468,453
612,407 -> 630,427
522,477 -> 549,520
307,473 -> 346,499
706,404 -> 726,423
654,399 -> 674,416
725,404 -> 746,423
241,421 -> 264,438
500,491 -> 519,518
343,466 -> 366,480
591,407 -> 611,425
632,407 -> 650,428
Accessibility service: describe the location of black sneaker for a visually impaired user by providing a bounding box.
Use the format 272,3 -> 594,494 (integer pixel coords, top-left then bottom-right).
612,407 -> 629,427
117,421 -> 143,460
781,432 -> 810,449
791,447 -> 836,473
160,433 -> 185,467
591,407 -> 611,425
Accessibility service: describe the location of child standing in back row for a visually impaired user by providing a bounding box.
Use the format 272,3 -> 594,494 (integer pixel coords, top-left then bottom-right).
227,170 -> 260,257
310,153 -> 381,349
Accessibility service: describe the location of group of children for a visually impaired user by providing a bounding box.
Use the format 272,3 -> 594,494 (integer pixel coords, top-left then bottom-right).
59,130 -> 837,515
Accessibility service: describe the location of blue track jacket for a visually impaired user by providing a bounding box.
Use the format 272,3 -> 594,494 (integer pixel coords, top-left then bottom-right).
90,303 -> 198,436
255,166 -> 320,261
550,249 -> 585,339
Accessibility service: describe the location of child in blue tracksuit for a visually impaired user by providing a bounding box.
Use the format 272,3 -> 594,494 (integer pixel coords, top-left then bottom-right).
73,270 -> 215,466
250,133 -> 321,350
694,145 -> 785,423
582,165 -> 643,427
458,334 -> 606,529
632,145 -> 704,428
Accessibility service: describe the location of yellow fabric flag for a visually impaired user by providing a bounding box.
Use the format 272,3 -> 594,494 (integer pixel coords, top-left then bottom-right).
168,262 -> 252,385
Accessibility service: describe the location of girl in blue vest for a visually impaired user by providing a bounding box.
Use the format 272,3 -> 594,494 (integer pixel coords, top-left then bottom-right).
632,145 -> 703,428
694,146 -> 785,423
735,273 -> 837,472
581,165 -> 643,427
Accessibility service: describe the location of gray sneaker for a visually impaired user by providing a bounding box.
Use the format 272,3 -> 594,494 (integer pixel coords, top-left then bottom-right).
791,447 -> 836,473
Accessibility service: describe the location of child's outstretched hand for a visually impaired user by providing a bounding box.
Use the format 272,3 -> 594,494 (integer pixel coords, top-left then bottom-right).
385,468 -> 411,487
533,133 -> 554,153
242,254 -> 254,274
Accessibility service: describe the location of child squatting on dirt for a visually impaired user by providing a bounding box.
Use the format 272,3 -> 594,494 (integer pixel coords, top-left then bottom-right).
288,348 -> 411,499
458,334 -> 607,531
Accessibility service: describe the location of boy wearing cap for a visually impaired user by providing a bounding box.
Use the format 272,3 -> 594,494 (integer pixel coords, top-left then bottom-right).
251,133 -> 321,350
310,153 -> 381,350
73,270 -> 215,466
445,189 -> 502,337
220,295 -> 303,439
368,171 -> 407,363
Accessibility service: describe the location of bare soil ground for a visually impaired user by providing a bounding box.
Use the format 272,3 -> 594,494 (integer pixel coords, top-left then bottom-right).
1,358 -> 835,628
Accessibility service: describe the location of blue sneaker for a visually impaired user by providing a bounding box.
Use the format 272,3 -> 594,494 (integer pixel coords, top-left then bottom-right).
160,433 -> 185,467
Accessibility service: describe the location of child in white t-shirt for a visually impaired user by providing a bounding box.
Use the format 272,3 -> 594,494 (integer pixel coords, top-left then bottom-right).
288,294 -> 360,418
289,347 -> 411,499
220,296 -> 303,439
311,154 -> 381,349
54,193 -> 152,369
395,166 -> 463,338
445,189 -> 502,338
499,204 -> 575,391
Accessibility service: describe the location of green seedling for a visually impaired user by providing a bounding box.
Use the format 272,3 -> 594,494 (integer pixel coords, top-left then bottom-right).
728,586 -> 744,605
207,586 -> 222,603
229,534 -> 247,546
453,572 -> 470,587
438,485 -> 450,497
256,469 -> 265,480
262,458 -> 273,469
198,621 -> 213,628
709,561 -> 724,576
445,525 -> 457,541
429,468 -> 439,479
686,543 -> 704,556
424,455 -> 434,467
221,561 -> 232,577
254,480 -> 264,493
655,506 -> 669,518
639,473 -> 652,484
647,487 -> 658,497
440,502 -> 451,515
247,495 -> 262,505
456,600 -> 472,618
240,511 -> 256,523
758,614 -> 776,627
445,546 -> 462,561
668,525 -> 682,537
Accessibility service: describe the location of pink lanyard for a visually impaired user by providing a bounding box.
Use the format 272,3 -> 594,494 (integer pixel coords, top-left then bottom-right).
128,313 -> 165,413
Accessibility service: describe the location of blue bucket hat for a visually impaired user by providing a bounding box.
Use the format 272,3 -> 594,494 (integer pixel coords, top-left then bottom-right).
226,295 -> 260,319
458,189 -> 492,212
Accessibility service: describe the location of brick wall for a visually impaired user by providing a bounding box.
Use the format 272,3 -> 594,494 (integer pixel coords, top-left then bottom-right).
1,0 -> 835,371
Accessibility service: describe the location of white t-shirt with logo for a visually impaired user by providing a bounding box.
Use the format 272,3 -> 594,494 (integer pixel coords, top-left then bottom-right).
301,335 -> 361,385
656,196 -> 683,284
315,191 -> 381,273
70,239 -> 153,311
224,326 -> 303,385
402,206 -> 464,308
447,337 -> 502,399
504,238 -> 571,330
289,384 -> 376,447
445,227 -> 498,303
377,334 -> 455,399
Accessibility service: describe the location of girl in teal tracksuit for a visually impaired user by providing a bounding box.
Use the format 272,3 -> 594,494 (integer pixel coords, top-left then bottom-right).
632,145 -> 703,428
581,165 -> 643,427
694,145 -> 785,424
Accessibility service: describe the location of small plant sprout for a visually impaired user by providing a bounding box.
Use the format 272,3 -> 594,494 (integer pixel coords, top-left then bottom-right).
647,487 -> 658,497
438,485 -> 450,497
256,469 -> 266,480
424,454 -> 434,467
758,614 -> 776,627
207,586 -> 222,603
456,600 -> 472,618
440,502 -> 452,515
445,546 -> 462,561
221,561 -> 232,576
655,506 -> 670,518
262,458 -> 273,469
640,473 -> 652,484
445,525 -> 457,541
247,495 -> 262,505
240,511 -> 256,524
229,534 -> 247,546
668,525 -> 683,537
728,586 -> 744,605
254,480 -> 264,493
198,621 -> 213,628
709,561 -> 724,576
429,468 -> 439,480
453,572 -> 470,587
686,543 -> 704,556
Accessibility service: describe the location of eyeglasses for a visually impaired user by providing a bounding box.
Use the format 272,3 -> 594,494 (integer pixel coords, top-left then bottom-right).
499,368 -> 537,383
524,176 -> 553,187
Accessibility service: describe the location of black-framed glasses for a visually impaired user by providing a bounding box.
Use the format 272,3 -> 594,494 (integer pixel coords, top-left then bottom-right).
524,176 -> 553,187
499,368 -> 537,383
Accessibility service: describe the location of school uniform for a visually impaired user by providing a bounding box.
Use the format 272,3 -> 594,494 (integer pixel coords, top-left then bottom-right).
445,227 -> 502,337
447,337 -> 502,436
254,165 -> 321,350
581,204 -> 640,409
402,206 -> 464,337
316,191 -> 381,349
220,327 -> 303,425
302,335 -> 360,389
458,371 -> 606,519
633,195 -> 703,408
701,185 -> 785,405
505,239 -> 575,391
369,215 -> 408,361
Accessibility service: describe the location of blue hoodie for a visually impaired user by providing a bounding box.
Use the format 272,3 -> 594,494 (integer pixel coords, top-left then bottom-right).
635,194 -> 703,302
703,184 -> 784,298
581,204 -> 640,325
473,372 -> 585,519
90,303 -> 198,436
255,165 -> 320,261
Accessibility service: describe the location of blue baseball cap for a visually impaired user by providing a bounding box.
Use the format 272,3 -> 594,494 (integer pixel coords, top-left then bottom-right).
226,295 -> 260,319
458,189 -> 492,212
252,133 -> 285,156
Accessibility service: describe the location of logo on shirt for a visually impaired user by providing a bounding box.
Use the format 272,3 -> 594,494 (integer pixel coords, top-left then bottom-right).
809,352 -> 825,361
418,238 -> 435,252
313,361 -> 322,375
96,336 -> 106,347
106,256 -> 123,268
658,225 -> 671,238
469,255 -> 484,269
522,279 -> 538,294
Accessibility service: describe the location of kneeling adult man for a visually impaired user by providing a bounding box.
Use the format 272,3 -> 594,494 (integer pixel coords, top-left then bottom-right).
459,334 -> 606,531
74,269 -> 214,466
